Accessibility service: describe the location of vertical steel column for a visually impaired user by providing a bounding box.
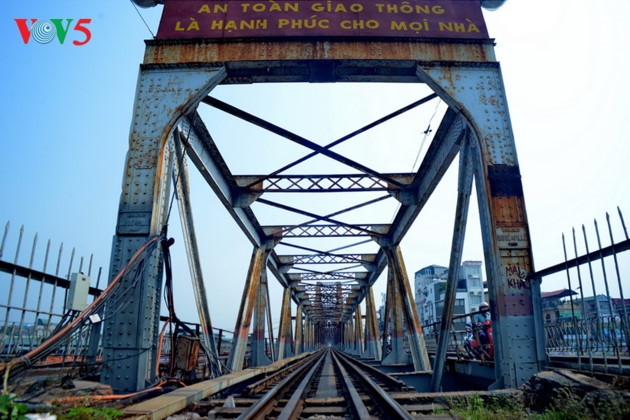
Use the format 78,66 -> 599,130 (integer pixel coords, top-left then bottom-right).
382,265 -> 406,365
387,246 -> 431,371
431,140 -> 473,391
250,268 -> 272,367
354,304 -> 364,356
228,246 -> 269,372
295,303 -> 303,354
364,286 -> 382,360
381,269 -> 392,359
102,66 -> 226,392
345,320 -> 354,353
172,132 -> 221,376
303,316 -> 310,351
265,278 -> 276,362
276,286 -> 294,359
418,63 -> 545,387
306,318 -> 313,351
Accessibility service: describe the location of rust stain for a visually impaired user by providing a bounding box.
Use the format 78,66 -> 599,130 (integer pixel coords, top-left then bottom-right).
144,40 -> 495,64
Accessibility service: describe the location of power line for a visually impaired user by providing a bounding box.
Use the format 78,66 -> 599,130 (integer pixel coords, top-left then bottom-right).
130,0 -> 156,39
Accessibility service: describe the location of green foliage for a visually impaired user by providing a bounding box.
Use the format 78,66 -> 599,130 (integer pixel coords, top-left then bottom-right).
540,387 -> 630,420
58,406 -> 124,420
0,394 -> 28,420
446,390 -> 630,420
448,394 -> 526,420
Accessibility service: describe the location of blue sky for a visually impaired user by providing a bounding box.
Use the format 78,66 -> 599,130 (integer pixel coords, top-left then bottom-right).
1,1 -> 629,332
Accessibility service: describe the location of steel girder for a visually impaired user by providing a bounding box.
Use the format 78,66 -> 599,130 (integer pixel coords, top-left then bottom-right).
417,63 -> 545,388
227,246 -> 269,372
234,173 -> 413,193
172,136 -> 222,377
102,66 -> 226,392
250,268 -> 272,367
431,138 -> 475,391
364,286 -> 382,360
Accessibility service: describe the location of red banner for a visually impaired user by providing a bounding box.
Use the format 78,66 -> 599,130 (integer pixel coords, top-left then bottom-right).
157,1 -> 489,40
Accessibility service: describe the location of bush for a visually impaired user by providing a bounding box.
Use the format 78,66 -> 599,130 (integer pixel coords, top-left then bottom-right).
56,407 -> 123,420
0,394 -> 28,420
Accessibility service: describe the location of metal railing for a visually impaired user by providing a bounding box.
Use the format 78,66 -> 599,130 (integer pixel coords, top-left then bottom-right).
419,208 -> 630,375
532,208 -> 630,374
0,221 -> 102,361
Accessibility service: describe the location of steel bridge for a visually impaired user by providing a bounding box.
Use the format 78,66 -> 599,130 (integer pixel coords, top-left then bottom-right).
81,0 -> 549,393
2,0 -> 581,400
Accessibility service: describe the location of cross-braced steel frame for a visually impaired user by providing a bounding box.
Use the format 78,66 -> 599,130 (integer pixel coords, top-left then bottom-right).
101,34 -> 545,392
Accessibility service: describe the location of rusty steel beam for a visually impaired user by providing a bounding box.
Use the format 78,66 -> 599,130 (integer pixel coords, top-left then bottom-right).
383,246 -> 431,371
288,272 -> 366,282
278,253 -> 378,265
363,286 -> 382,360
277,286 -> 294,360
382,265 -> 405,365
264,224 -> 390,239
354,304 -> 364,356
295,303 -> 303,354
228,247 -> 269,372
234,173 -> 413,193
251,269 -> 272,367
144,40 -> 497,83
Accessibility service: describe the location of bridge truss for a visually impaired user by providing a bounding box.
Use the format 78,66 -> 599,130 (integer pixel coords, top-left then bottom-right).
101,0 -> 545,393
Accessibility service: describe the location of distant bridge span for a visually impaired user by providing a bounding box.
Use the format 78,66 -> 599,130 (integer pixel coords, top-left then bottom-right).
102,0 -> 544,393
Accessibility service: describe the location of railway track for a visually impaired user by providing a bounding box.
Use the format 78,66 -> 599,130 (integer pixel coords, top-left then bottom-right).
183,348 -> 453,419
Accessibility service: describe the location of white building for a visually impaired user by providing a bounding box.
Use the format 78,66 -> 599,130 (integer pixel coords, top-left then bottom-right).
414,261 -> 485,328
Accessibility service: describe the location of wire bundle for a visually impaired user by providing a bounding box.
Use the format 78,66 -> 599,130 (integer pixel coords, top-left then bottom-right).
1,235 -> 163,392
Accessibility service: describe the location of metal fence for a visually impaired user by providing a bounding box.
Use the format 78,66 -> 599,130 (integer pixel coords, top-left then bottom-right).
420,208 -> 630,375
0,221 -> 102,360
532,208 -> 630,374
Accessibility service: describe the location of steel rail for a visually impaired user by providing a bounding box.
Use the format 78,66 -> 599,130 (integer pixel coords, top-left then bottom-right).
330,350 -> 372,419
332,350 -> 415,420
276,353 -> 326,420
244,350 -> 321,395
237,350 -> 326,419
335,350 -> 410,391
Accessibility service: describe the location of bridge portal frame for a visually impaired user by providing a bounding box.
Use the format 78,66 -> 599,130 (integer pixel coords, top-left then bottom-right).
102,37 -> 545,392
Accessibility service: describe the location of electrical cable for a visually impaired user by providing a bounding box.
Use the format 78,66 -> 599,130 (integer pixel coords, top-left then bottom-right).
1,235 -> 163,391
129,0 -> 156,39
165,115 -> 196,227
158,237 -> 223,379
410,98 -> 442,172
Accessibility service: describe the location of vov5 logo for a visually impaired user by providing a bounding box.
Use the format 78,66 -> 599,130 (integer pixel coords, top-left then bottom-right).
15,18 -> 92,45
